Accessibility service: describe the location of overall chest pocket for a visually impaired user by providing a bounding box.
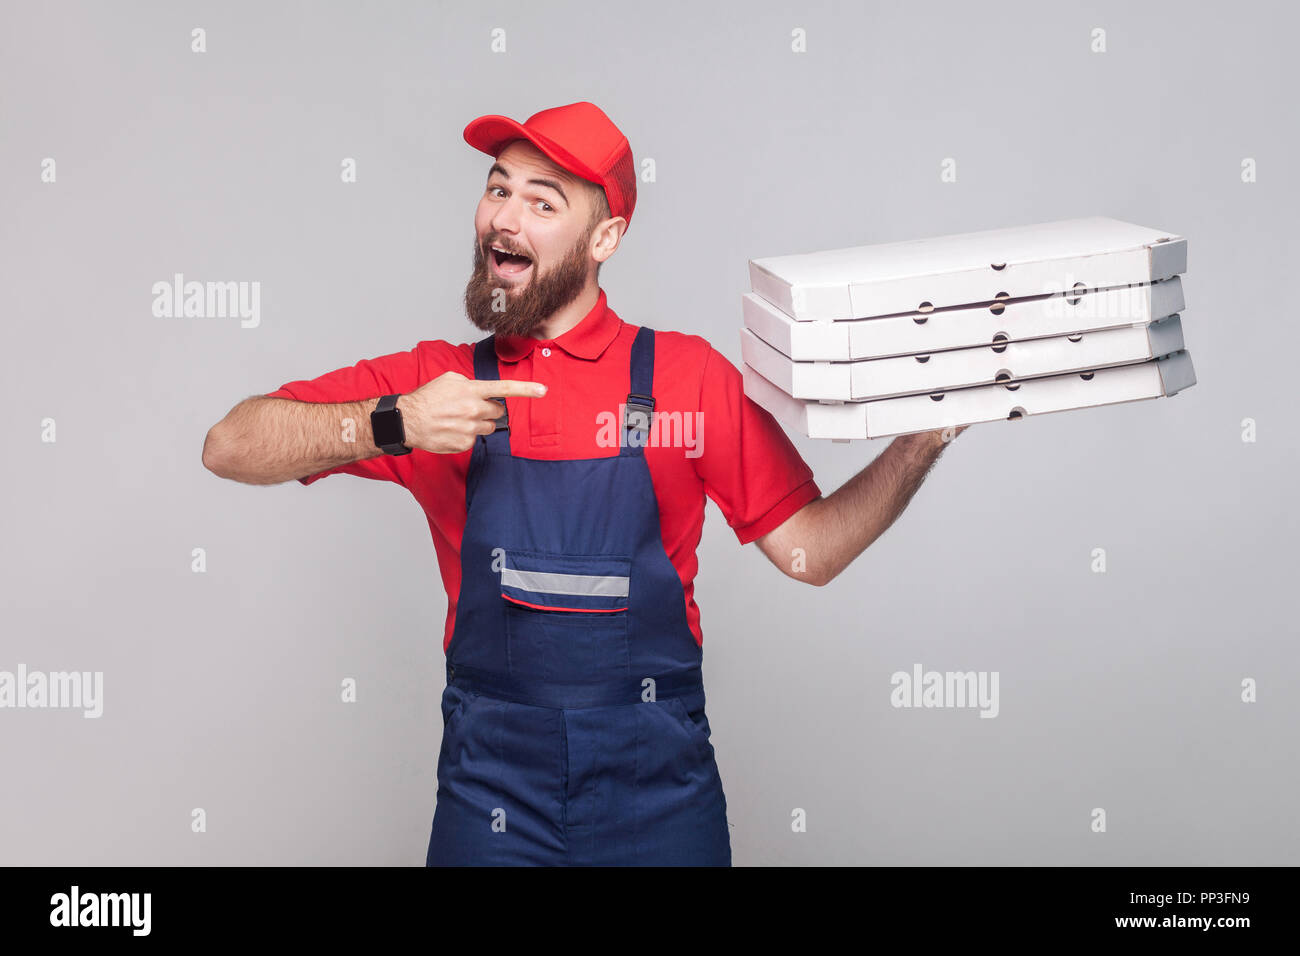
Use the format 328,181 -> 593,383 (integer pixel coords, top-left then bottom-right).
500,549 -> 632,681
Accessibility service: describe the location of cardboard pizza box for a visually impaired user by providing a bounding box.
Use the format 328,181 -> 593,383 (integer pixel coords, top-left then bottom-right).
741,277 -> 1184,361
748,217 -> 1186,322
739,315 -> 1185,401
742,350 -> 1197,440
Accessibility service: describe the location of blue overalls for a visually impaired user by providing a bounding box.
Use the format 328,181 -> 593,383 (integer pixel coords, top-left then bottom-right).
425,326 -> 732,866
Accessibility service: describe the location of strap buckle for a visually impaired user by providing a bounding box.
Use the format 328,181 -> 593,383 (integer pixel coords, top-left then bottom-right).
624,392 -> 655,443
492,397 -> 509,431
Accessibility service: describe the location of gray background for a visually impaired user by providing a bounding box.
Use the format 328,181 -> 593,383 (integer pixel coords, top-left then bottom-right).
2,0 -> 1296,865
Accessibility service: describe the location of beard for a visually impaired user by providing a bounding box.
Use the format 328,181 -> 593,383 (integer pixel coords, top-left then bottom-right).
464,228 -> 593,337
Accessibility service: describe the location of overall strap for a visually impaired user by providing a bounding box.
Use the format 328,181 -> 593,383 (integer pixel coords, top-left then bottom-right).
472,335 -> 511,455
621,326 -> 655,457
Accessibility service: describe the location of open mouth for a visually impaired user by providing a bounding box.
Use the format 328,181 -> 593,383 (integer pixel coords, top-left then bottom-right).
490,244 -> 533,278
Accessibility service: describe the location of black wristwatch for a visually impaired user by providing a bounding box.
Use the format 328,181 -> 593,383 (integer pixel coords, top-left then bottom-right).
371,394 -> 412,455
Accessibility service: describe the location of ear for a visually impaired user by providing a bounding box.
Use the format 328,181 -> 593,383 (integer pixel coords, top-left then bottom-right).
591,217 -> 627,264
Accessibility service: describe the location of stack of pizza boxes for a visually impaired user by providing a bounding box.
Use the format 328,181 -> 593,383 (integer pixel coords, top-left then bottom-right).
740,217 -> 1195,440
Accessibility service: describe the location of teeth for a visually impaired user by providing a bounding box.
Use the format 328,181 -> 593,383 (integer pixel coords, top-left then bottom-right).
491,244 -> 530,260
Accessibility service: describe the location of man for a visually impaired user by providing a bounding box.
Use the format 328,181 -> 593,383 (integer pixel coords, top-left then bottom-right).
202,101 -> 967,866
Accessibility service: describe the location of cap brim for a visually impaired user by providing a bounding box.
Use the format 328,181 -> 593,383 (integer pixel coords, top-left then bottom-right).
463,114 -> 603,186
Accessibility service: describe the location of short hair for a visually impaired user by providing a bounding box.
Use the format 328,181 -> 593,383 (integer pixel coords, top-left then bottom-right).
587,183 -> 611,229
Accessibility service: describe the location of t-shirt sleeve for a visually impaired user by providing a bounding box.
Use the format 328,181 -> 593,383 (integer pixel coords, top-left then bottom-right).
692,345 -> 822,544
264,347 -> 422,487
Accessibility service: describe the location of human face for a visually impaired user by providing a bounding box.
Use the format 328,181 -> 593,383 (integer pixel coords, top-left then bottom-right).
463,140 -> 598,337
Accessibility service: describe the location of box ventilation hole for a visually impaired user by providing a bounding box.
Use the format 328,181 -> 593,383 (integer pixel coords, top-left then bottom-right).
1079,371 -> 1095,381
917,301 -> 935,313
1067,333 -> 1083,343
989,292 -> 1010,316
991,262 -> 1007,271
914,354 -> 931,363
995,370 -> 1013,385
912,316 -> 928,325
1007,407 -> 1026,420
991,333 -> 1009,353
1066,282 -> 1087,305
929,392 -> 945,402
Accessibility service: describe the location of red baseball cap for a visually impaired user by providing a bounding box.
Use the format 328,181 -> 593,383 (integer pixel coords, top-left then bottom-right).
463,101 -> 637,232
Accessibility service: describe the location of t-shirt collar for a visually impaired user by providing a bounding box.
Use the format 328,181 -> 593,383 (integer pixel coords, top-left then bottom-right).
493,288 -> 619,363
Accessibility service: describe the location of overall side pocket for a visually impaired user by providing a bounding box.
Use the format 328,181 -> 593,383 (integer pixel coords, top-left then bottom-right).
440,683 -> 480,737
663,695 -> 715,762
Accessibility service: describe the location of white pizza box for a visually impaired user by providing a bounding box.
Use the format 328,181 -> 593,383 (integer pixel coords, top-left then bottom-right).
741,277 -> 1184,361
739,315 -> 1185,402
742,350 -> 1197,440
748,217 -> 1187,322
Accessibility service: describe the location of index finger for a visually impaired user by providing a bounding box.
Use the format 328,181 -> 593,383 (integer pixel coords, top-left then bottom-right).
469,378 -> 548,398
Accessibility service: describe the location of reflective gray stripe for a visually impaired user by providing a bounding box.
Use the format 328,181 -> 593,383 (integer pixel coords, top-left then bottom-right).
501,568 -> 629,598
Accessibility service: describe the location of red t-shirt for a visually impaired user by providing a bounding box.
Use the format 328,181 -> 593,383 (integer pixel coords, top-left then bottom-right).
264,288 -> 821,652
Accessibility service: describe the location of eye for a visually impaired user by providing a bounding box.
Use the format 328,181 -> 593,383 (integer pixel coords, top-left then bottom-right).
488,185 -> 506,198
536,200 -> 555,213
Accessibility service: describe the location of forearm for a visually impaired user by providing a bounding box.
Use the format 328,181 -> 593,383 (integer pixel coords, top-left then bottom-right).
202,395 -> 387,485
793,430 -> 954,585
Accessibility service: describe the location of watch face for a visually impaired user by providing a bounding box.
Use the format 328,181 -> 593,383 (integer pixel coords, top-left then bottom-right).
373,409 -> 404,448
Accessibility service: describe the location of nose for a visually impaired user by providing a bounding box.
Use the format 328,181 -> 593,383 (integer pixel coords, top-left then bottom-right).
489,192 -> 524,238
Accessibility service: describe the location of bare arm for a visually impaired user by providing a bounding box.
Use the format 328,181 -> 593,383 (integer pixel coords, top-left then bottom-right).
202,372 -> 548,485
754,426 -> 966,587
202,395 -> 390,485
